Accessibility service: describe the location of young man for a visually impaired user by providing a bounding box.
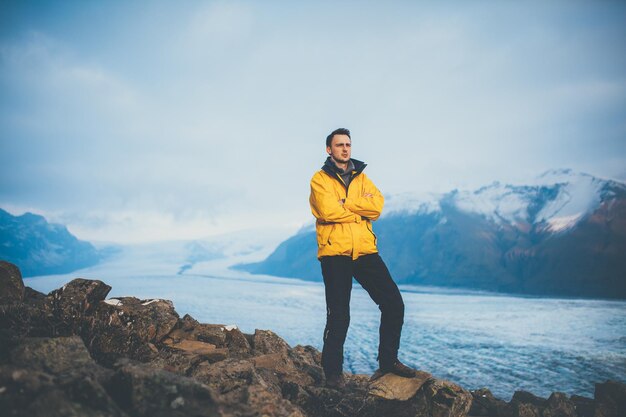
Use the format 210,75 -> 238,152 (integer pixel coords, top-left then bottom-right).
309,127 -> 416,388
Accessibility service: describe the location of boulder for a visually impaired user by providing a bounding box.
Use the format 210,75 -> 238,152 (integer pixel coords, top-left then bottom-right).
1,336 -> 126,417
253,329 -> 291,355
0,261 -> 24,303
107,359 -> 222,417
0,295 -> 54,339
368,371 -> 432,400
570,394 -> 594,417
86,297 -> 179,366
162,314 -> 249,360
223,325 -> 252,357
148,345 -> 209,375
162,338 -> 229,362
190,357 -> 305,417
544,392 -> 577,417
594,380 -> 626,417
10,336 -> 108,379
173,314 -> 228,346
470,388 -> 508,416
502,390 -> 548,417
49,278 -> 112,335
288,344 -> 324,386
413,378 -> 473,417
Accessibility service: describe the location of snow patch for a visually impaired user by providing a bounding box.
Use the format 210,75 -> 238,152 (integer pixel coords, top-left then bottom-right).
453,183 -> 532,225
384,192 -> 442,216
104,298 -> 123,306
535,175 -> 603,224
223,324 -> 238,331
545,214 -> 583,233
141,299 -> 162,306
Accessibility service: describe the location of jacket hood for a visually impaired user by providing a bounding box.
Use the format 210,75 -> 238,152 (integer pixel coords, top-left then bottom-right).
321,157 -> 367,177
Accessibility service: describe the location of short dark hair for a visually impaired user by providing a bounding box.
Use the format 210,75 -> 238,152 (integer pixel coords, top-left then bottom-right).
326,128 -> 351,147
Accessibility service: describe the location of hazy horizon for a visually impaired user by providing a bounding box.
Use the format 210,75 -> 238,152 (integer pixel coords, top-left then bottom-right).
2,1 -> 625,243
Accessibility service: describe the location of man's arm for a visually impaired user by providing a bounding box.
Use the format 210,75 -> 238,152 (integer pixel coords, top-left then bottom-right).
310,173 -> 360,224
343,173 -> 384,221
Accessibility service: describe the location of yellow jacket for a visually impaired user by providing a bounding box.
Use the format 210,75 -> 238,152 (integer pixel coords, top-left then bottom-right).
309,158 -> 384,260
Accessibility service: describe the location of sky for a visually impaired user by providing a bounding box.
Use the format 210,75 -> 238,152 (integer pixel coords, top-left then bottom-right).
1,0 -> 625,244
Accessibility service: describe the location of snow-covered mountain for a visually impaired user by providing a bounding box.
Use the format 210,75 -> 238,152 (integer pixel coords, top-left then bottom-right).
387,169 -> 622,231
238,170 -> 626,299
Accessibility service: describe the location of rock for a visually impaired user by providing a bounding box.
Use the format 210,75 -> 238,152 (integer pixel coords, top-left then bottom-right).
0,297 -> 54,339
190,357 -> 306,417
253,329 -> 291,355
571,394 -> 594,417
191,357 -> 259,394
148,346 -> 208,375
512,390 -> 547,407
470,388 -> 508,416
594,380 -> 626,417
544,392 -> 577,417
107,359 -> 222,417
162,338 -> 229,362
0,261 -> 24,303
368,371 -> 432,400
288,345 -> 324,385
10,336 -> 108,379
49,278 -> 112,335
24,286 -> 46,301
2,264 -> 612,417
174,314 -> 228,346
0,275 -> 55,341
223,326 -> 252,357
414,378 -> 474,417
0,336 -> 126,417
165,315 -> 251,360
503,390 -> 548,417
287,381 -> 370,417
86,296 -> 179,366
506,401 -> 542,417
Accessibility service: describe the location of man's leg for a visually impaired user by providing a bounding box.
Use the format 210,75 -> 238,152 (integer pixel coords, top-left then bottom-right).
320,255 -> 353,378
353,253 -> 406,370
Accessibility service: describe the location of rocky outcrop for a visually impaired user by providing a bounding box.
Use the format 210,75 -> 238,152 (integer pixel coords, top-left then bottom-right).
0,261 -> 24,303
0,261 -> 623,417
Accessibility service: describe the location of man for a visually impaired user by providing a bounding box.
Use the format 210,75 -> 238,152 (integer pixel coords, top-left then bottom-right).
309,127 -> 416,389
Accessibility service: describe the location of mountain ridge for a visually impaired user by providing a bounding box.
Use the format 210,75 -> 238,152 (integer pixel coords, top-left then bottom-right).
0,208 -> 105,277
237,170 -> 626,299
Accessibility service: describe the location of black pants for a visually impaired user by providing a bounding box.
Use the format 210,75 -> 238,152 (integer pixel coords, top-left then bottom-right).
320,253 -> 405,376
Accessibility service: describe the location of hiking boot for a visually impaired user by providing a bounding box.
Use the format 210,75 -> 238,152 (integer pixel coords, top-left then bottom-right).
381,360 -> 417,378
325,374 -> 345,389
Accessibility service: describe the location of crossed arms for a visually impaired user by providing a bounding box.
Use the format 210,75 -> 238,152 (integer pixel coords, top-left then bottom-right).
309,173 -> 384,224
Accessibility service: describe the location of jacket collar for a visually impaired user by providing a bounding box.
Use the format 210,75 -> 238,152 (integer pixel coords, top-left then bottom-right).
321,157 -> 367,177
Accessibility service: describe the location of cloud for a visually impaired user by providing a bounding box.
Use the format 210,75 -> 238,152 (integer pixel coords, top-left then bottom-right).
1,1 -> 625,243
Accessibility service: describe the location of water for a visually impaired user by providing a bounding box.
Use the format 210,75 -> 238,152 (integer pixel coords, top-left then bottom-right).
25,270 -> 626,401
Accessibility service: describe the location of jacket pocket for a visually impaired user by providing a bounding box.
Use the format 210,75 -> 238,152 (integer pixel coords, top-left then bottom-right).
317,224 -> 333,246
365,222 -> 377,244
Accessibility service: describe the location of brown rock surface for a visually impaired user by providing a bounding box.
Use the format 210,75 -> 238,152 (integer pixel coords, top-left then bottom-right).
368,370 -> 432,400
0,261 -> 24,303
594,380 -> 626,417
50,278 -> 111,318
1,263 -> 625,417
86,296 -> 179,365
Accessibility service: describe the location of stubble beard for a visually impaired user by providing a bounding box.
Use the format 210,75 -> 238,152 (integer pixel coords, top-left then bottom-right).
331,154 -> 350,164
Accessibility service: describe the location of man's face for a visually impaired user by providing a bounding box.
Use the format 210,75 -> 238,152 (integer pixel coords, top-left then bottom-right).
327,134 -> 351,163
